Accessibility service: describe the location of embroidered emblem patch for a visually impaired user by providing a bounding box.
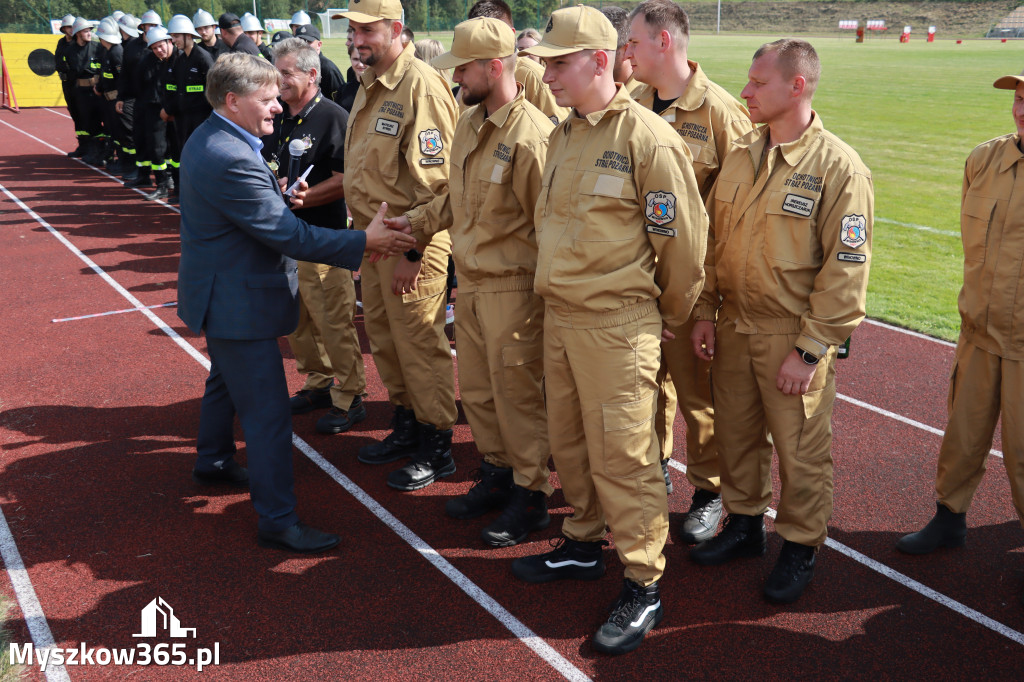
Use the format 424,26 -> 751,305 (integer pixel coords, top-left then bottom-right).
645,191 -> 676,226
375,118 -> 399,136
418,129 -> 443,156
840,214 -> 868,249
782,193 -> 814,217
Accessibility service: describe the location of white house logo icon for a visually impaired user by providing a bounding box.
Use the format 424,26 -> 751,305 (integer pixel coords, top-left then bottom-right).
132,597 -> 196,638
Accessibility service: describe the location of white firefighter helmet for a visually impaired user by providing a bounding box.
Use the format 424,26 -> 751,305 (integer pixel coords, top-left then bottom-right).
240,13 -> 264,33
139,10 -> 163,27
290,10 -> 311,26
192,9 -> 216,29
146,25 -> 171,47
167,14 -> 201,38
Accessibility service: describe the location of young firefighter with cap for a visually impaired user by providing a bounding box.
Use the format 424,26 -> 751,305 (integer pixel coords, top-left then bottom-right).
219,13 -> 260,56
383,17 -> 555,546
168,15 -> 214,153
194,10 -> 229,60
689,39 -> 873,604
241,13 -> 274,62
133,27 -> 177,198
512,6 -> 708,655
897,69 -> 1024,604
293,24 -> 346,105
338,0 -> 460,491
262,38 -> 368,437
67,18 -> 105,165
625,0 -> 753,543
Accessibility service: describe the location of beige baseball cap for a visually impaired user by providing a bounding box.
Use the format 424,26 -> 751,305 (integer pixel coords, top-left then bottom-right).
993,68 -> 1024,90
431,17 -> 515,70
333,0 -> 403,24
519,5 -> 617,58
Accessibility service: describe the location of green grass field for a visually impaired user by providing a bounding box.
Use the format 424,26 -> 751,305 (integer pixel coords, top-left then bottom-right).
322,35 -> 1023,341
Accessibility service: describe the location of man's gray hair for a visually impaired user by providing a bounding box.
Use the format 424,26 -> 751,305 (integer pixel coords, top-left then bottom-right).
273,37 -> 322,86
206,53 -> 281,109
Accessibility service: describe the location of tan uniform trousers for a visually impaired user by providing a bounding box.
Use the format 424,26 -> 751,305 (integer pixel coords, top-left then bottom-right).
455,282 -> 552,494
544,302 -> 668,586
360,236 -> 457,430
713,318 -> 837,547
935,337 -> 1024,526
656,316 -> 720,493
287,261 -> 366,410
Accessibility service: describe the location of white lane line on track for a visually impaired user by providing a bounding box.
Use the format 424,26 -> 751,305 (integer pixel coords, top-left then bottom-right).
44,108 -> 72,119
876,216 -> 959,238
666,460 -> 1024,646
861,318 -> 958,348
52,301 -> 177,323
0,512 -> 71,682
0,118 -> 181,215
0,183 -> 590,682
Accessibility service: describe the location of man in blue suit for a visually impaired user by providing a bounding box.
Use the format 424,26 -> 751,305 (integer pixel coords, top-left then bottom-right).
177,53 -> 415,553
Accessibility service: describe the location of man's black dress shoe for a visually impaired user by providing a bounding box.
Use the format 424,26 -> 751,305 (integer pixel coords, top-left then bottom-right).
192,460 -> 249,488
257,523 -> 340,553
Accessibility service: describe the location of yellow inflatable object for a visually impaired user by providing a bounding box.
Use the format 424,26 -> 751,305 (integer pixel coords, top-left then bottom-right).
1,33 -> 67,107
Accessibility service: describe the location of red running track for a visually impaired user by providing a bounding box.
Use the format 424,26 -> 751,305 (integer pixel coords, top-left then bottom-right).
1,107 -> 1022,681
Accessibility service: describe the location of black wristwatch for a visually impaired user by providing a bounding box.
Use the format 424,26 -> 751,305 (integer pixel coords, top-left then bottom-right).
404,248 -> 423,263
797,348 -> 820,365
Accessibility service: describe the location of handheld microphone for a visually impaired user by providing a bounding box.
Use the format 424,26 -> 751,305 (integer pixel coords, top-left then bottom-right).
286,138 -> 306,187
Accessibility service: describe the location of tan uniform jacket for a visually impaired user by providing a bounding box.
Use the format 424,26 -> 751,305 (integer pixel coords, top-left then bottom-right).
534,85 -> 708,328
406,86 -> 554,292
343,43 -> 458,229
696,113 -> 873,358
457,57 -> 570,125
959,133 -> 1024,360
631,61 -> 753,199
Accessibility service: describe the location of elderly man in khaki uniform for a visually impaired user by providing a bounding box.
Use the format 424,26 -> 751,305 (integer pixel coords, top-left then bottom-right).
625,0 -> 753,544
689,39 -> 873,605
511,6 -> 708,655
460,0 -> 570,124
897,69 -> 1024,605
339,0 -> 460,491
384,17 -> 555,547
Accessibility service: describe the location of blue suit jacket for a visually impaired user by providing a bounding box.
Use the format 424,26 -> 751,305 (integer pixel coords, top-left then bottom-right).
177,114 -> 366,340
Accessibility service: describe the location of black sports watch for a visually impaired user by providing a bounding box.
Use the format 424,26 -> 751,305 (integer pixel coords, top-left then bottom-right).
404,248 -> 423,262
797,348 -> 820,365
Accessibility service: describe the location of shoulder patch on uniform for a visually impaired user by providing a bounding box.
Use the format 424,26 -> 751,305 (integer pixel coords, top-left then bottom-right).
647,224 -> 677,237
840,214 -> 868,249
420,157 -> 444,166
418,129 -> 443,156
837,252 -> 866,263
645,191 -> 676,226
375,118 -> 399,136
782,193 -> 814,217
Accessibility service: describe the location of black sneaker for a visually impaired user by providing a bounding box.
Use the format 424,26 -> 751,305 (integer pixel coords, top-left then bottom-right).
290,385 -> 333,414
763,540 -> 817,604
481,485 -> 549,547
511,537 -> 607,583
386,423 -> 455,491
315,395 -> 367,434
689,513 -> 766,566
677,488 -> 723,544
661,459 -> 674,495
592,579 -> 664,655
445,461 -> 513,519
192,459 -> 249,488
358,406 -> 418,464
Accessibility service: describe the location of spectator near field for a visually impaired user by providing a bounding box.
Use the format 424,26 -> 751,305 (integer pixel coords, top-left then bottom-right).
689,39 -> 873,605
896,69 -> 1024,607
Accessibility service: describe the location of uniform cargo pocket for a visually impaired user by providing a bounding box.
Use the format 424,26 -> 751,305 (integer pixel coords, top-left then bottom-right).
601,392 -> 658,478
960,194 -> 995,263
764,191 -> 820,265
501,342 -> 544,405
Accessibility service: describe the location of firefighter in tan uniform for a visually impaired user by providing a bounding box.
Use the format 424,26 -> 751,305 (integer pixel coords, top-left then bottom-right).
460,0 -> 570,124
625,0 -> 753,544
897,70 -> 1024,606
339,0 -> 460,491
385,18 -> 555,547
511,6 -> 708,655
689,39 -> 872,605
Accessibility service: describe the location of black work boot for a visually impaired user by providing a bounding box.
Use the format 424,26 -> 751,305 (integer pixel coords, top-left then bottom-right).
896,502 -> 967,555
126,168 -> 151,188
444,461 -> 513,519
592,579 -> 664,655
689,513 -> 767,565
481,485 -> 549,547
386,423 -> 455,491
763,540 -> 817,604
512,537 -> 607,583
358,405 -> 418,464
144,171 -> 170,201
315,395 -> 367,434
677,488 -> 724,544
661,458 -> 674,495
82,138 -> 104,165
121,161 -> 140,184
68,139 -> 87,158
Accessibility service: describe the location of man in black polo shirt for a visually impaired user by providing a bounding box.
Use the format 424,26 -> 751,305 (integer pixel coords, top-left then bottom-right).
219,13 -> 260,56
262,38 -> 368,434
293,24 -> 346,106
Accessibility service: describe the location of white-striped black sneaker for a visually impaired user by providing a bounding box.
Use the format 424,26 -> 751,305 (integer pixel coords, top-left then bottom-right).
592,579 -> 663,655
511,537 -> 606,583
